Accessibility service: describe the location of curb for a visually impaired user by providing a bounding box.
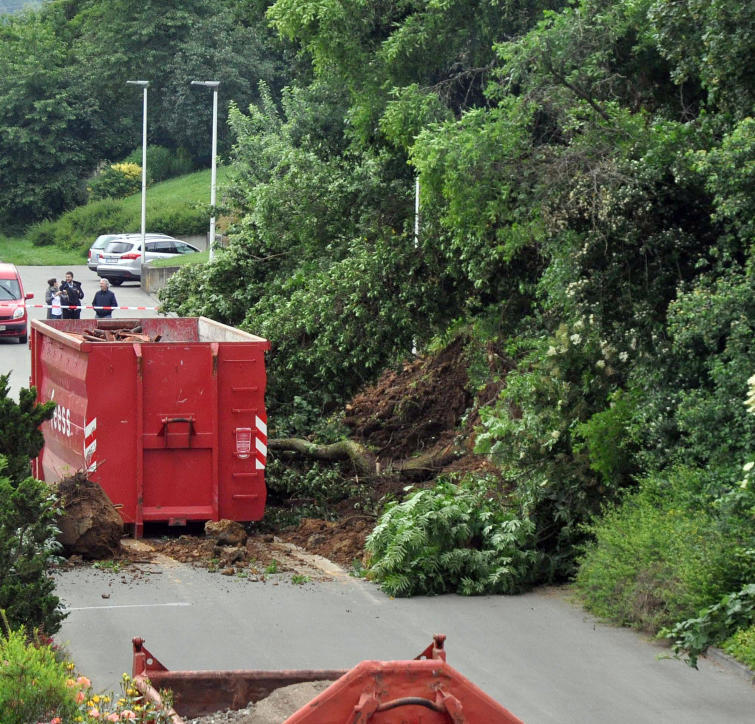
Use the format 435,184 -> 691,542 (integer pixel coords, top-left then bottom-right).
705,647 -> 754,685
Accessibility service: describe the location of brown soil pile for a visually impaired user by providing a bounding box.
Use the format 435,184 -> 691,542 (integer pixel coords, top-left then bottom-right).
276,516 -> 374,569
344,336 -> 471,461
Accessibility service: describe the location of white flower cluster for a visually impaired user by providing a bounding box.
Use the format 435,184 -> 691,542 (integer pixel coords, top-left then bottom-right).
746,373 -> 755,416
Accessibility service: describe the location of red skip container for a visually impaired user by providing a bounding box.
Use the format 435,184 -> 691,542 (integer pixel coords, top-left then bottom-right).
30,317 -> 270,536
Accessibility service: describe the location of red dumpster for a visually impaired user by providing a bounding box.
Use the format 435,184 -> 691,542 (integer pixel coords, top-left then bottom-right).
30,317 -> 270,536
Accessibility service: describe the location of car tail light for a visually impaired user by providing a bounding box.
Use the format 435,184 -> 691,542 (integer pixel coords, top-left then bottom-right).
121,252 -> 142,259
88,250 -> 92,260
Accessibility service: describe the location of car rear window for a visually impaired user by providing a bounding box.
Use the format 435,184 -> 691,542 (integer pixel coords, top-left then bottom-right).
104,242 -> 136,254
93,235 -> 119,249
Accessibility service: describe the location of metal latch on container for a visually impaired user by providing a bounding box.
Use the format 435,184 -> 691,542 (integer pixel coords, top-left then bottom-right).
234,427 -> 252,459
158,416 -> 195,448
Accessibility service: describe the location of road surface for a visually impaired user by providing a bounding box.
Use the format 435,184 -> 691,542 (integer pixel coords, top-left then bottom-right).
55,556 -> 754,724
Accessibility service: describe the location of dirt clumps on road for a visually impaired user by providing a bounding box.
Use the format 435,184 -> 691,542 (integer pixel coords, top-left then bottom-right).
54,337 -> 503,572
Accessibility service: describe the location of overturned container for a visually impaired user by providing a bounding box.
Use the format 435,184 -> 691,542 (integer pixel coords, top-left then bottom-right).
31,317 -> 270,536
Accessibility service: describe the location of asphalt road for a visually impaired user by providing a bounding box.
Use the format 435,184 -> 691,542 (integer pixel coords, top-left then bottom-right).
5,265 -> 755,722
55,558 -> 754,724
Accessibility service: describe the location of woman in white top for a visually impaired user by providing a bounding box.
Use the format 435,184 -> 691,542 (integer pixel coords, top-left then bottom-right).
50,282 -> 63,319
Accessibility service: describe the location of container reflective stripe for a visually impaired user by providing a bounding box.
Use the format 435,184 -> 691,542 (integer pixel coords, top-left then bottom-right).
84,417 -> 97,472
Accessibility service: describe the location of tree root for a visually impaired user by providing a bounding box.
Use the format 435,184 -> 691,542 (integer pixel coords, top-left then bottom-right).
268,438 -> 458,479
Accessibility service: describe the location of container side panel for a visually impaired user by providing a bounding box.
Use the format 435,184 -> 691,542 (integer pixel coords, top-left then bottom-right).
32,320 -> 140,522
138,318 -> 199,342
83,345 -> 140,523
217,343 -> 268,521
36,336 -> 89,482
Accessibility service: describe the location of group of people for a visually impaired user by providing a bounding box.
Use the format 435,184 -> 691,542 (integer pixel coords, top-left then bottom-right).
45,273 -> 118,319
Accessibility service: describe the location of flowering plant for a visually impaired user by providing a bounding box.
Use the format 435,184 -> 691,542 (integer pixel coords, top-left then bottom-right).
38,670 -> 174,723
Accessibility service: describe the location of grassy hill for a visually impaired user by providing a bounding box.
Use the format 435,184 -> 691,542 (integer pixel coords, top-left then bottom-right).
0,167 -> 231,264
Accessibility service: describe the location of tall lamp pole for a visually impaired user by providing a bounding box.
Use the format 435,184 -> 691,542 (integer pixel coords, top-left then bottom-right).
191,80 -> 220,261
126,80 -> 149,271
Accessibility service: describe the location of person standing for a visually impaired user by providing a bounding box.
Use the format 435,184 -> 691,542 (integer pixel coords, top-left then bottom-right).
47,280 -> 63,320
93,278 -> 117,318
44,278 -> 57,319
60,271 -> 84,319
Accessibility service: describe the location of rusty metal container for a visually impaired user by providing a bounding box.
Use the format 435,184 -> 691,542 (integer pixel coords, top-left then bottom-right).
30,317 -> 270,535
131,634 -> 524,723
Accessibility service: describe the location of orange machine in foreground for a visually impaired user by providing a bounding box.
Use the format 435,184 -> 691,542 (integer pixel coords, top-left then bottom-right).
132,634 -> 524,723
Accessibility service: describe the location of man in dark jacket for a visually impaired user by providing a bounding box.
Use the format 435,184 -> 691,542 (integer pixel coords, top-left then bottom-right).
60,271 -> 84,319
93,278 -> 118,318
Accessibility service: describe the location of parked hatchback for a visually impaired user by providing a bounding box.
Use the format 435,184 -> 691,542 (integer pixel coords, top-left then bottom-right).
0,263 -> 33,344
96,234 -> 200,285
87,234 -> 121,272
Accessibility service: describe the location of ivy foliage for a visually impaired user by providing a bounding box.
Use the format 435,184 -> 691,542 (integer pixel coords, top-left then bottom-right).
662,585 -> 755,669
366,475 -> 543,597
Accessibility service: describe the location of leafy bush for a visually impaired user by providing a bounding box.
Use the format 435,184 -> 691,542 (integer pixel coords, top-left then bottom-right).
721,623 -> 755,671
0,468 -> 64,635
661,584 -> 755,668
474,320 -> 631,577
0,625 -> 173,723
124,145 -> 193,182
87,163 -> 143,201
34,200 -> 132,252
0,377 -> 62,635
0,374 -> 55,490
27,220 -> 58,247
576,466 -> 752,632
265,458 -> 369,523
0,626 -> 78,724
148,203 -> 208,236
365,475 -> 542,597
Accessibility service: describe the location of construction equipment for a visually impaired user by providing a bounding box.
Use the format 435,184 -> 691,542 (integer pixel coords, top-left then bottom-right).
131,634 -> 524,723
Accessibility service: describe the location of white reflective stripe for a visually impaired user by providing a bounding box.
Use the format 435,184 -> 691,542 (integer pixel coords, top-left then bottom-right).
255,438 -> 267,457
85,440 -> 97,459
87,461 -> 97,473
85,417 -> 97,437
256,459 -> 265,470
255,415 -> 267,437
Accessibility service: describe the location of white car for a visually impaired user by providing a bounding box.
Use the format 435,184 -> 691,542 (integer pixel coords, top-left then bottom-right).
96,234 -> 200,285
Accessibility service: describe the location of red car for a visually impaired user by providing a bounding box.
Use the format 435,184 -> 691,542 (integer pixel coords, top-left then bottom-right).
0,263 -> 33,344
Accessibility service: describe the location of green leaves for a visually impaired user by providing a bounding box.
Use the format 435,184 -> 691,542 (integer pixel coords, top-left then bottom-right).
365,475 -> 542,597
662,584 -> 755,668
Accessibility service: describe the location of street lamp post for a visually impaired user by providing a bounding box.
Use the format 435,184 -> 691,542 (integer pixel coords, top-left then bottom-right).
126,80 -> 149,271
191,80 -> 220,261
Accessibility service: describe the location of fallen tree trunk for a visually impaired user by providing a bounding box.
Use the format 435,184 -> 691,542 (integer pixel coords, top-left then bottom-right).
268,438 -> 459,479
269,438 -> 376,477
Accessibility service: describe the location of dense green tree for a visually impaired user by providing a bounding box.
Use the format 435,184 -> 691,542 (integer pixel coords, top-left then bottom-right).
0,0 -> 290,225
0,8 -> 94,224
0,376 -> 61,635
